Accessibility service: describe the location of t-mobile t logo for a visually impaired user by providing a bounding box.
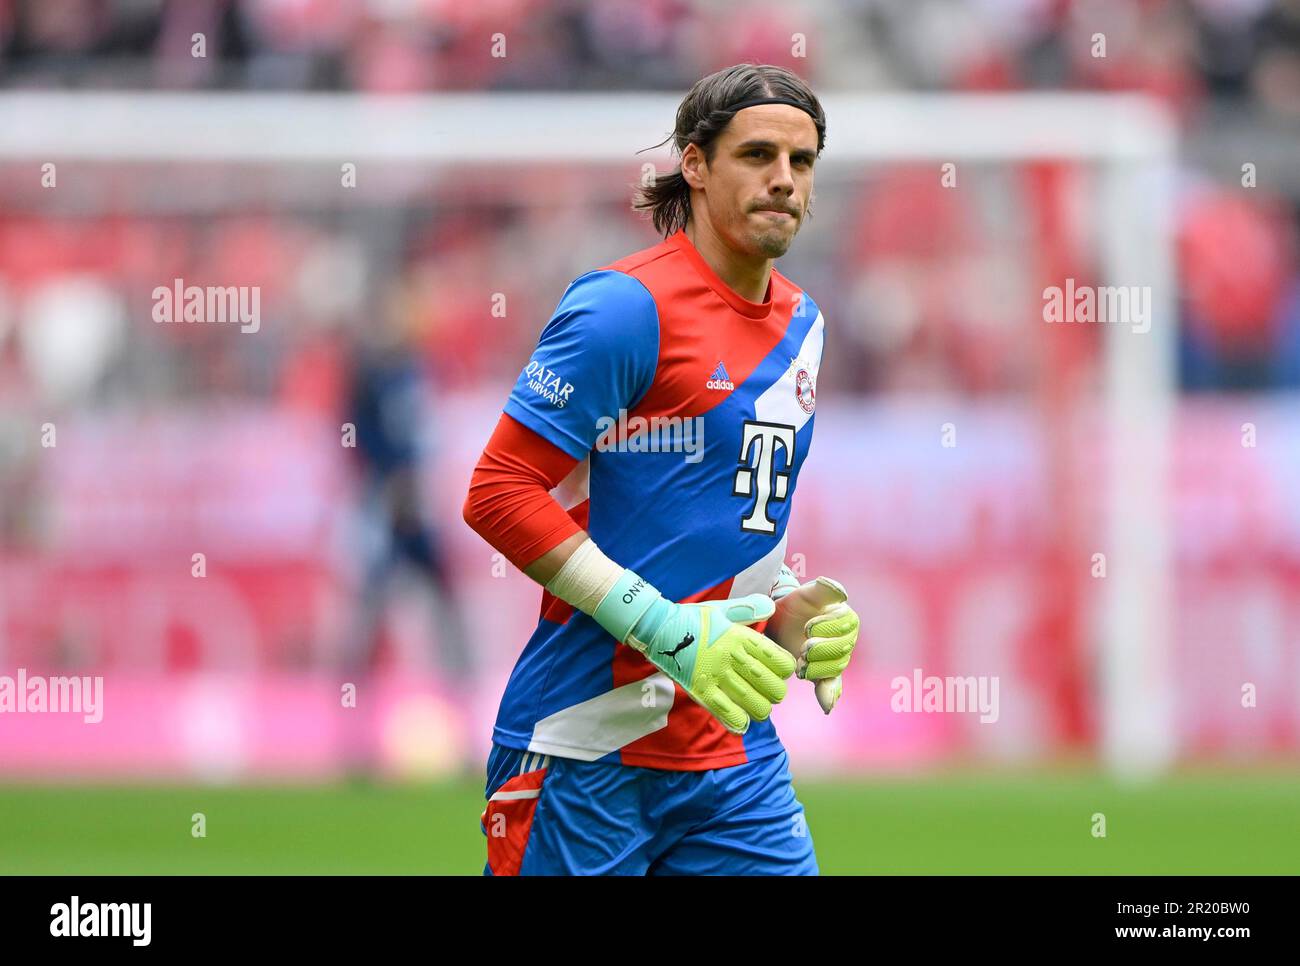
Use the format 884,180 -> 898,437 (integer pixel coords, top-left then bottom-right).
733,421 -> 796,534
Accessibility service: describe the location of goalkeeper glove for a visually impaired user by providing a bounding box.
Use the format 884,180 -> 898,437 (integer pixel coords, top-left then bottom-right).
767,565 -> 860,714
591,572 -> 796,734
543,539 -> 796,734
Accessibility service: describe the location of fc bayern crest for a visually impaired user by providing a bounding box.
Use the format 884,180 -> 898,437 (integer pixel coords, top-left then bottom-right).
795,368 -> 815,414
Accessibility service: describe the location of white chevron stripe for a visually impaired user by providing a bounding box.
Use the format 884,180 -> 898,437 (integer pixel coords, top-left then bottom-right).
752,312 -> 824,432
728,532 -> 789,598
550,456 -> 589,510
528,673 -> 675,760
489,787 -> 541,802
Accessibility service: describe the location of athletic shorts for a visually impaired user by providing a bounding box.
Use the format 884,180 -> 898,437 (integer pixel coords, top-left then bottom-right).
478,744 -> 818,875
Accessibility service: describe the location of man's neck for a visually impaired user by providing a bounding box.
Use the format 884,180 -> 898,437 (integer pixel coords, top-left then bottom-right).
685,220 -> 772,305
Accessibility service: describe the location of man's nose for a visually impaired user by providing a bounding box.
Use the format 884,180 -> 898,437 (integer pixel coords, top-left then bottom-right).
769,155 -> 795,194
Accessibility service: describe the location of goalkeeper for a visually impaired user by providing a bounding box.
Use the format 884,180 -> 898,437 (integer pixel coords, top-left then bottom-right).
463,63 -> 859,876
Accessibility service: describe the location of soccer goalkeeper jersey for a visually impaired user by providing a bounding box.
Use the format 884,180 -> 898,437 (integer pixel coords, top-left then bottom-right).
495,228 -> 824,770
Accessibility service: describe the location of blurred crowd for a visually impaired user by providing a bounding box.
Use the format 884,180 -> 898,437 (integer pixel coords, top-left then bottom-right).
0,0 -> 1297,110
0,0 -> 1295,410
0,0 -> 1297,550
0,2 -> 1295,759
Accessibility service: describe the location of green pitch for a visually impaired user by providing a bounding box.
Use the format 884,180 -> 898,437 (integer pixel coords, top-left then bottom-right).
1,769 -> 1297,875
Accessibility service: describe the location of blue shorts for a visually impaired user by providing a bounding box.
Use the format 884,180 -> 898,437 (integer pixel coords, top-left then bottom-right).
479,744 -> 818,875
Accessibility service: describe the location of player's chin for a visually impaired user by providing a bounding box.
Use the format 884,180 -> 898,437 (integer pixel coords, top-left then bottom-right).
750,225 -> 795,258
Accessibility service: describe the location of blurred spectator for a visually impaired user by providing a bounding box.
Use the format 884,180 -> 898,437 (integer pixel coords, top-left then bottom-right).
340,303 -> 473,772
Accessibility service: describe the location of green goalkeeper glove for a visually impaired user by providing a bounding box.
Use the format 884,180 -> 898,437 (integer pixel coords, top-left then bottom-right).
768,565 -> 860,714
592,571 -> 796,735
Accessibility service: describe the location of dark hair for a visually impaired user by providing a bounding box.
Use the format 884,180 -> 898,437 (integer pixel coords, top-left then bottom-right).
633,63 -> 827,237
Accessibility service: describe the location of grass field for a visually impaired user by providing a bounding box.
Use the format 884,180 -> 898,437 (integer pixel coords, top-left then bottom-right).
2,769 -> 1298,875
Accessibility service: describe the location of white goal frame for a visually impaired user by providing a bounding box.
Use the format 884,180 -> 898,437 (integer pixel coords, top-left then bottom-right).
0,91 -> 1178,776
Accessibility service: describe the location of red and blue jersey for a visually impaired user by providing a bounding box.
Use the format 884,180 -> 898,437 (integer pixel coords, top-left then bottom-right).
495,228 -> 825,771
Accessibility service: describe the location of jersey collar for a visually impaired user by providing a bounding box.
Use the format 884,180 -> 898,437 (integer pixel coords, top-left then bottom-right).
668,229 -> 775,321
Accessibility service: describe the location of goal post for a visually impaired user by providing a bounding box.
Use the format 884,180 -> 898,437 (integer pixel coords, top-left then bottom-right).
0,91 -> 1178,776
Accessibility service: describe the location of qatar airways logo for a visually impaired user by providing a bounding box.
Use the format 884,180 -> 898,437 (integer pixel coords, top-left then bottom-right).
523,360 -> 575,408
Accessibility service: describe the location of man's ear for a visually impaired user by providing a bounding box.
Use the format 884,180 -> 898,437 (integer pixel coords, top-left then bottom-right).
680,143 -> 706,191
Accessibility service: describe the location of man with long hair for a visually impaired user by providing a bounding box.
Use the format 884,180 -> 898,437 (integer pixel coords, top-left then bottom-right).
464,63 -> 860,875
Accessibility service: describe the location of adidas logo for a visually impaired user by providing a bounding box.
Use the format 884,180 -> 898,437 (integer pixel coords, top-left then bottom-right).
706,361 -> 734,391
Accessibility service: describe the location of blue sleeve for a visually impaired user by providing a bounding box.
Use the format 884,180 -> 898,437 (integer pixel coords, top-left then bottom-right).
504,270 -> 660,460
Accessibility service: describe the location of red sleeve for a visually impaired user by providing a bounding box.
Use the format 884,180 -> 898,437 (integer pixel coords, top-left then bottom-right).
462,412 -> 585,571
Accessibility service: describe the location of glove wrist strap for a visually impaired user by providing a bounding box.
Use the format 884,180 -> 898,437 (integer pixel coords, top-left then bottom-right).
592,569 -> 663,646
541,538 -> 674,649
